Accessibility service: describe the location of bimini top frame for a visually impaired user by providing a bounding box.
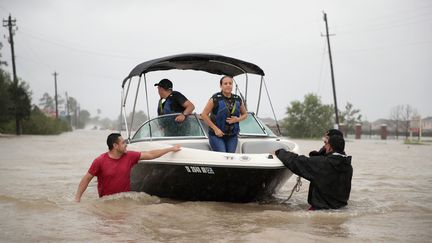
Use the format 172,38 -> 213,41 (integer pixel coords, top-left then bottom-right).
120,53 -> 280,140
122,53 -> 265,88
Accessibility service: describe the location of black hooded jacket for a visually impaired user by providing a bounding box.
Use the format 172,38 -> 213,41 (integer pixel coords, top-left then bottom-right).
275,149 -> 353,209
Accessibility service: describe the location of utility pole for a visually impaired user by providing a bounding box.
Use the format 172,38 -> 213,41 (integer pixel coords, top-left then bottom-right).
3,14 -> 21,135
2,14 -> 17,84
53,72 -> 59,119
322,12 -> 340,128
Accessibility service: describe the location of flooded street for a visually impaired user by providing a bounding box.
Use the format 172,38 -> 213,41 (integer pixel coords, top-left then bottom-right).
1,130 -> 431,242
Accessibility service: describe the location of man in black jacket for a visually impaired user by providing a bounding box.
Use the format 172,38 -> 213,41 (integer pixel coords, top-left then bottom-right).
308,129 -> 343,156
275,135 -> 353,210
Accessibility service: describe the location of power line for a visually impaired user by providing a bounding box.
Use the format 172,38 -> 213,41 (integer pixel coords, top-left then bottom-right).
335,39 -> 432,54
340,16 -> 432,35
346,2 -> 432,26
17,27 -> 140,60
337,5 -> 432,35
14,36 -> 54,71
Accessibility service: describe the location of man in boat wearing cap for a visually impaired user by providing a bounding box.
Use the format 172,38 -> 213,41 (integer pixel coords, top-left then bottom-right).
275,131 -> 353,210
154,78 -> 195,122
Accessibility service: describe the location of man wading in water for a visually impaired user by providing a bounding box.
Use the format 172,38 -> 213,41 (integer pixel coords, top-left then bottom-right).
75,133 -> 180,202
274,132 -> 353,210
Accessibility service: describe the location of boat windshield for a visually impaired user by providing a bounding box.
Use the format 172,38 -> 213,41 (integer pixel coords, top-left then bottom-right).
131,113 -> 276,141
239,113 -> 276,137
132,114 -> 206,141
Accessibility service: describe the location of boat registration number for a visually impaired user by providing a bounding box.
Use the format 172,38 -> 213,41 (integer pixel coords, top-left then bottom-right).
185,166 -> 215,174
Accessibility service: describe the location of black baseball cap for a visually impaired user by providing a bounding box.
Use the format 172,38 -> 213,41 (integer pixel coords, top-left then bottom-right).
154,79 -> 173,89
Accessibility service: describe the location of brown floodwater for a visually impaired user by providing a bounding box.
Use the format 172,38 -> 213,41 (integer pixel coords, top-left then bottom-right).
0,130 -> 431,242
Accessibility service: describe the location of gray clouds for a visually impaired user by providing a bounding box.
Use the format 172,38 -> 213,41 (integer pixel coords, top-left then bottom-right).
1,0 -> 431,121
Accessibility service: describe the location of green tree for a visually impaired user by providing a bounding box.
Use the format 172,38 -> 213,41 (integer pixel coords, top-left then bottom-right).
66,96 -> 79,128
0,43 -> 12,125
77,109 -> 91,128
400,104 -> 417,139
0,42 -> 32,134
99,117 -> 116,130
0,79 -> 32,134
0,69 -> 13,124
339,102 -> 362,134
1,42 -> 71,135
8,80 -> 32,134
390,105 -> 403,139
38,92 -> 54,113
22,106 -> 71,134
282,93 -> 333,138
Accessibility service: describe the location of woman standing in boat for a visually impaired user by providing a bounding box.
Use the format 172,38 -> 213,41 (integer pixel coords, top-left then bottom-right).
201,76 -> 247,153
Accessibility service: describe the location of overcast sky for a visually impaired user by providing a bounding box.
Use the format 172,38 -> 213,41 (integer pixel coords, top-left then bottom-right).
1,0 -> 431,122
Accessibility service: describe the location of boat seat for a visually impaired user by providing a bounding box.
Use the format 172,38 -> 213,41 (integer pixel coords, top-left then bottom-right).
241,141 -> 290,154
181,142 -> 211,151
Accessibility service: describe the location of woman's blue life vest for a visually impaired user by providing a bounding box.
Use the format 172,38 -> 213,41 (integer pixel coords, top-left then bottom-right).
209,92 -> 241,136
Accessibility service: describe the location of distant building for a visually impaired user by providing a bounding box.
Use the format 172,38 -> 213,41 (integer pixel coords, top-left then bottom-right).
41,107 -> 56,118
257,115 -> 432,137
366,116 -> 432,137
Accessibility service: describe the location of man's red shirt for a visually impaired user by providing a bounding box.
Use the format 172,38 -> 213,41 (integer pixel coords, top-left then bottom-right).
88,151 -> 141,197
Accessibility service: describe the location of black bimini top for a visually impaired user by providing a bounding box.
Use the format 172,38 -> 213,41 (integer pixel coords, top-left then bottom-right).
122,53 -> 265,87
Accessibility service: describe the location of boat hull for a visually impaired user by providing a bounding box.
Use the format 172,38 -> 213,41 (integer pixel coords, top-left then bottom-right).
130,162 -> 292,203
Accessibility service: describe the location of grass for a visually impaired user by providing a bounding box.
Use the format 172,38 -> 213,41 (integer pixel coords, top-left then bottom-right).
404,139 -> 431,145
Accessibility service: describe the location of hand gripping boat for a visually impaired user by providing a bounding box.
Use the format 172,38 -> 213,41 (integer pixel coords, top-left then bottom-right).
121,53 -> 299,202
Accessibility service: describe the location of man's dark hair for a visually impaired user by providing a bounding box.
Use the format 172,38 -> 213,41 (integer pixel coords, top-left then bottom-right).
329,135 -> 345,153
326,129 -> 343,137
107,133 -> 121,150
219,75 -> 233,85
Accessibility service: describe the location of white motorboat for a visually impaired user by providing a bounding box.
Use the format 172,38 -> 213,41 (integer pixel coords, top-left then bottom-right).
121,53 -> 300,202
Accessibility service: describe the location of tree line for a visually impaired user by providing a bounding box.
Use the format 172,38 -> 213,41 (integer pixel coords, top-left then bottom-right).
38,92 -> 91,129
0,45 -> 90,135
1,40 -> 419,137
281,93 -> 362,138
280,93 -> 420,139
389,104 -> 419,139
